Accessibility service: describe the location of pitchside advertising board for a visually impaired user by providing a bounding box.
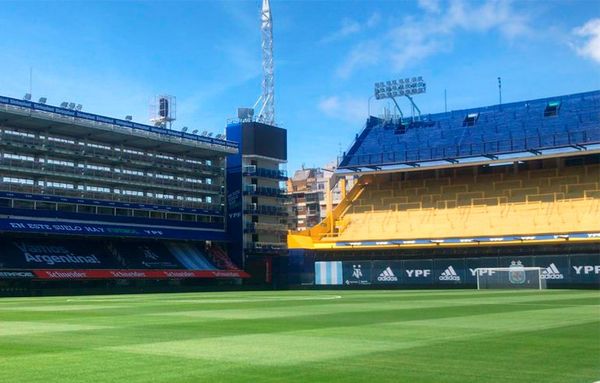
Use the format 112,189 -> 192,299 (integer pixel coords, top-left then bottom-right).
314,254 -> 600,286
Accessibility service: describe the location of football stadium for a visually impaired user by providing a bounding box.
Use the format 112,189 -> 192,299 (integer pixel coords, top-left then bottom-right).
1,0 -> 599,382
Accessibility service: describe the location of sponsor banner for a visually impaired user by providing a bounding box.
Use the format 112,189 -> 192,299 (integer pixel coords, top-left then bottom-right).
0,218 -> 226,242
401,259 -> 433,284
569,254 -> 600,284
0,240 -> 120,269
311,254 -> 600,287
532,256 -> 570,284
32,269 -> 249,280
371,261 -> 403,284
464,257 -> 500,284
433,258 -> 465,284
314,261 -> 343,285
0,270 -> 36,279
342,262 -> 372,285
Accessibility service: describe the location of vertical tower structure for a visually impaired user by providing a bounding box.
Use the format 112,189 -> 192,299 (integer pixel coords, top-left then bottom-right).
259,0 -> 275,125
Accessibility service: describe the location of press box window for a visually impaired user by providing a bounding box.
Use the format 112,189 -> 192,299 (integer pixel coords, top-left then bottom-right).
544,101 -> 560,117
463,113 -> 479,127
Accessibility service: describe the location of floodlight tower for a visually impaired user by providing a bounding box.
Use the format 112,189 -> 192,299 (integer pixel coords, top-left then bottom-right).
258,0 -> 275,125
374,76 -> 426,121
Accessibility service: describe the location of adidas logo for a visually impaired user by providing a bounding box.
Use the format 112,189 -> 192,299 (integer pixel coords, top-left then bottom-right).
541,263 -> 564,280
377,267 -> 398,282
439,266 -> 460,281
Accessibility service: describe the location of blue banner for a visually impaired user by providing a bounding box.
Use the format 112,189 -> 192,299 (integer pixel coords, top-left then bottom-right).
0,218 -> 226,241
433,258 -> 465,284
371,261 -> 402,284
400,259 -> 434,284
314,254 -> 600,287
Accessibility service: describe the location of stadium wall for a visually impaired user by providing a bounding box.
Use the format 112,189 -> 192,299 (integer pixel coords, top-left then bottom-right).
288,249 -> 600,288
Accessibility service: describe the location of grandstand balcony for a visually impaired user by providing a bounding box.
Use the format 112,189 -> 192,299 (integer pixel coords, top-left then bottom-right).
0,157 -> 222,195
0,95 -> 238,155
338,91 -> 600,170
244,241 -> 287,254
289,155 -> 600,249
243,204 -> 288,217
242,165 -> 287,180
242,184 -> 286,198
0,130 -> 224,177
244,222 -> 288,234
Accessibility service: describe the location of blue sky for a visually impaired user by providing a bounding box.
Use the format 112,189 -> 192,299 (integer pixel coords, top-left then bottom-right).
1,0 -> 599,172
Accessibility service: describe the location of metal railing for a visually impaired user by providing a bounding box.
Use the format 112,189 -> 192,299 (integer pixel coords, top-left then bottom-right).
242,165 -> 287,179
0,158 -> 222,194
0,183 -> 222,213
0,132 -> 224,176
0,95 -> 238,151
339,129 -> 600,168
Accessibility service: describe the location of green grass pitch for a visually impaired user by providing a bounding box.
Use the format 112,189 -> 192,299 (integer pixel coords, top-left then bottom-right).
0,289 -> 598,382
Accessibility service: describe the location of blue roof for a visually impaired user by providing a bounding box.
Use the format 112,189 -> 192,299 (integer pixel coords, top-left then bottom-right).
339,90 -> 600,169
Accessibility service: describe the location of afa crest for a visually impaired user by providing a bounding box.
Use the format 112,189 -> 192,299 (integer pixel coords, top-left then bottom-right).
508,260 -> 526,284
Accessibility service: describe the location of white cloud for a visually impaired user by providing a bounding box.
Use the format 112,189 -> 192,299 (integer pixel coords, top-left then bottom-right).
336,0 -> 532,78
318,95 -> 368,123
418,0 -> 441,14
321,12 -> 381,44
571,18 -> 600,64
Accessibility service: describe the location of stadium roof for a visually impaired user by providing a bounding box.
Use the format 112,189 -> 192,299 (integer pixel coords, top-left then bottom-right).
337,90 -> 600,175
0,95 -> 238,158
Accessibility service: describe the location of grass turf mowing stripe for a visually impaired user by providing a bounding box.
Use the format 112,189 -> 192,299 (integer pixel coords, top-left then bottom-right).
0,290 -> 598,382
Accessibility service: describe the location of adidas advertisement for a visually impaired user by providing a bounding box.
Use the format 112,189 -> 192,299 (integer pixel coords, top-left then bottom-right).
540,263 -> 564,280
439,266 -> 461,281
531,256 -> 570,284
342,262 -> 371,285
434,259 -> 465,283
372,262 -> 402,284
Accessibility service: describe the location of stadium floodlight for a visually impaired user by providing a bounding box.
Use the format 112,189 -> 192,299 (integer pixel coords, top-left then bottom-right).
181,126 -> 188,132
60,102 -> 69,108
207,132 -> 213,137
192,129 -> 198,135
201,131 -> 208,136
68,102 -> 76,109
75,104 -> 83,111
374,76 -> 426,120
125,115 -> 133,121
23,93 -> 32,101
38,97 -> 47,104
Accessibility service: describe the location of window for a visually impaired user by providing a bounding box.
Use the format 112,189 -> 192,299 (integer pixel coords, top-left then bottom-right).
85,164 -> 111,171
86,142 -> 111,150
463,113 -> 479,127
2,177 -> 34,185
45,181 -> 74,189
47,136 -> 75,144
86,185 -> 110,193
122,169 -> 144,176
544,101 -> 560,117
122,190 -> 144,196
3,153 -> 34,161
5,130 -> 35,138
46,159 -> 75,167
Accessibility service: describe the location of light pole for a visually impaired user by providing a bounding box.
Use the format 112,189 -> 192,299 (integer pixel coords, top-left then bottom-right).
368,94 -> 375,117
